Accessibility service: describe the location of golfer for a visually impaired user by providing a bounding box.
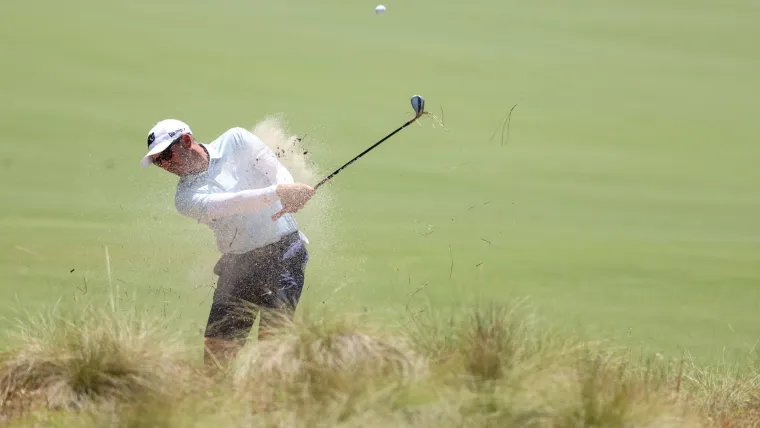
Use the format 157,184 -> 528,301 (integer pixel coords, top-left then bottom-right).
140,119 -> 315,366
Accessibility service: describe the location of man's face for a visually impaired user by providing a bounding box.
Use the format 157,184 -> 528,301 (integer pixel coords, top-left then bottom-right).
151,134 -> 205,176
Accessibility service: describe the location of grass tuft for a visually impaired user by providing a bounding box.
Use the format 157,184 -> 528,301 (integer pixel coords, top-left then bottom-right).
231,310 -> 427,422
0,304 -> 196,421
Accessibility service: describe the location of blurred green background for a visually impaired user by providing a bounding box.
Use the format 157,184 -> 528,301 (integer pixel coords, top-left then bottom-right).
1,0 -> 758,363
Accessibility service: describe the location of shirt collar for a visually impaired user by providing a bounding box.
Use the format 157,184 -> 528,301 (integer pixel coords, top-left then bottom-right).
203,143 -> 222,160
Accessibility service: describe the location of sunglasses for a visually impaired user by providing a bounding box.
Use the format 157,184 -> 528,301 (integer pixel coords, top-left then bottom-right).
152,137 -> 181,165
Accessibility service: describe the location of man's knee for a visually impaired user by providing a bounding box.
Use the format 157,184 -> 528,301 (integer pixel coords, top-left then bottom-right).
203,337 -> 242,367
257,306 -> 295,341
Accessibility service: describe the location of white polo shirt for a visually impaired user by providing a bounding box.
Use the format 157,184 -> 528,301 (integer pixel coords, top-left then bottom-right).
174,127 -> 302,254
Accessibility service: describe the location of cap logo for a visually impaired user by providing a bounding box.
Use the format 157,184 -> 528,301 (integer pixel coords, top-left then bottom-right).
147,132 -> 155,147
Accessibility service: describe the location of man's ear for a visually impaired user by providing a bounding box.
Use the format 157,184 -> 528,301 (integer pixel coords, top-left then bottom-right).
179,133 -> 193,149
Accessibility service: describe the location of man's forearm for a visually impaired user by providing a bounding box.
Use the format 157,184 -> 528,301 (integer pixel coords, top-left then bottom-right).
203,185 -> 280,219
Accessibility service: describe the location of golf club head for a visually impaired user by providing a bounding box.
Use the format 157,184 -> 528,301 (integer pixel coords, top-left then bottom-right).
411,95 -> 425,115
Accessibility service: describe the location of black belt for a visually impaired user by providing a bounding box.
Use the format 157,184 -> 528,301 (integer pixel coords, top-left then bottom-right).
248,231 -> 300,255
214,231 -> 300,276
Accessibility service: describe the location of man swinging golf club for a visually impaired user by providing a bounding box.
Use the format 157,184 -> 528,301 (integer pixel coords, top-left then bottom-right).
140,119 -> 315,367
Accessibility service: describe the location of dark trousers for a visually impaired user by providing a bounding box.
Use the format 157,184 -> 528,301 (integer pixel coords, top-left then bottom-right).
204,231 -> 308,341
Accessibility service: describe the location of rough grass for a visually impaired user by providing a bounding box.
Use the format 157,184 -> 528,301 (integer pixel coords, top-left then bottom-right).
0,299 -> 758,427
0,304 -> 200,423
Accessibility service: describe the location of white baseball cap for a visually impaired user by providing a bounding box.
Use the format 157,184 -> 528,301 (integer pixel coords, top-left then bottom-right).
141,119 -> 193,168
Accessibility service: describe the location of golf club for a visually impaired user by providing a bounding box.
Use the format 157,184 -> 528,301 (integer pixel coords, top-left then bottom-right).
313,95 -> 425,190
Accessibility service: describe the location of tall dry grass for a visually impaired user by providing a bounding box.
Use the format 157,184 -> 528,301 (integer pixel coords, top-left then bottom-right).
0,297 -> 758,427
0,304 -> 200,423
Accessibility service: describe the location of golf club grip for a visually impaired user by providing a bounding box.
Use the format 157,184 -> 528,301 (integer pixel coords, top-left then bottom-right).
314,116 -> 417,190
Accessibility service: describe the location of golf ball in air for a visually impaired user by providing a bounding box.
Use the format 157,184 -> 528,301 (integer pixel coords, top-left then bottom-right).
375,5 -> 386,14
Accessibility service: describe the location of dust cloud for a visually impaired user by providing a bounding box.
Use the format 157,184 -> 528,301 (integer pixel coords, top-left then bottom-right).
249,115 -> 337,257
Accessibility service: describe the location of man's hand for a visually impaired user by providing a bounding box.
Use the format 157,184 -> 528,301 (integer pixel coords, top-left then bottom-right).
271,183 -> 316,221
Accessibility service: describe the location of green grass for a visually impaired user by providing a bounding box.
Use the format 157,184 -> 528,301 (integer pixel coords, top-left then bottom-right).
1,0 -> 759,365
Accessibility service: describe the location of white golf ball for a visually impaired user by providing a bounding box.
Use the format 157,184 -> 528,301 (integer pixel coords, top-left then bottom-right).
375,5 -> 386,14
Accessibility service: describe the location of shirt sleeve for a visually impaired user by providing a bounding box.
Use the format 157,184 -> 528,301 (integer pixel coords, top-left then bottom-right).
176,185 -> 279,223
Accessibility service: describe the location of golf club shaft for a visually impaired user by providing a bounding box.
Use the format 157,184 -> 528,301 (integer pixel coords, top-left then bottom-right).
314,115 -> 420,190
